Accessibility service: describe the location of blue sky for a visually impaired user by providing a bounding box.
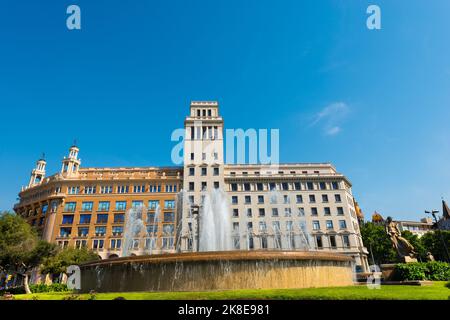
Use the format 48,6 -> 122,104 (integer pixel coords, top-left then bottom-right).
1,0 -> 450,221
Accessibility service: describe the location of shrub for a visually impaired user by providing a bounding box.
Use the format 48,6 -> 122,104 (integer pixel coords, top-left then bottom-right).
394,261 -> 450,281
394,263 -> 426,280
29,283 -> 69,293
424,261 -> 450,281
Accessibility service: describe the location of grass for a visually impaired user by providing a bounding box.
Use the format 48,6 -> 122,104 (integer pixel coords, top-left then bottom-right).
10,282 -> 450,300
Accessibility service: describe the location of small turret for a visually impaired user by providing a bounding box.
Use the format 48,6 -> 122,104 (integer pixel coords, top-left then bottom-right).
61,143 -> 81,177
28,154 -> 47,187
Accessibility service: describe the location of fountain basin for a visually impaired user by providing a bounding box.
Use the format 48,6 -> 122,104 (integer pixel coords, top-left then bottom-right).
79,251 -> 354,293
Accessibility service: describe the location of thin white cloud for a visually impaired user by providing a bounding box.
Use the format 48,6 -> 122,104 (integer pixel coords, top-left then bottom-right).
310,102 -> 349,136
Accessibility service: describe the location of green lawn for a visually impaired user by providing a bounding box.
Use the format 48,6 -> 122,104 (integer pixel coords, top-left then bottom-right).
10,282 -> 450,300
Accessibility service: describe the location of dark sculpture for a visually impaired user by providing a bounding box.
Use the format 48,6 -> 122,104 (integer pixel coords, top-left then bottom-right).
385,216 -> 417,261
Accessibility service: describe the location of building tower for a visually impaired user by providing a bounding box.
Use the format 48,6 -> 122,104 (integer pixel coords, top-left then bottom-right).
28,155 -> 46,187
61,145 -> 81,177
180,101 -> 225,251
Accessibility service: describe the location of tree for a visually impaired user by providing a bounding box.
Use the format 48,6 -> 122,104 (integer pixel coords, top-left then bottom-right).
420,230 -> 450,262
41,247 -> 99,276
360,222 -> 397,265
0,212 -> 58,293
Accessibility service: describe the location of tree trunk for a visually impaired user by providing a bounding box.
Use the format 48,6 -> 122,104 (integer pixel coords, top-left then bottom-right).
24,273 -> 32,294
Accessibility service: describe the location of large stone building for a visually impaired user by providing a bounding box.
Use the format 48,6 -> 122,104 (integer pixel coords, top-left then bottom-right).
14,101 -> 369,272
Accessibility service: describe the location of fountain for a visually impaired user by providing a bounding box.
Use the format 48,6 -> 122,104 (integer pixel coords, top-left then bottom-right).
78,188 -> 354,293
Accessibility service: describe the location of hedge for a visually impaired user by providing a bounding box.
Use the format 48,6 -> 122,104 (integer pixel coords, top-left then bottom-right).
1,283 -> 69,295
394,261 -> 450,281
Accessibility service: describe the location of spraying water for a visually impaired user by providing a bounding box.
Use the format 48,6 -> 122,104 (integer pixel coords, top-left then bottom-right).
199,188 -> 232,251
122,205 -> 145,257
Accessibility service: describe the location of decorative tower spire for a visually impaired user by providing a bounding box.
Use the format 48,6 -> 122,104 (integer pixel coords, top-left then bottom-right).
28,154 -> 47,187
61,144 -> 81,177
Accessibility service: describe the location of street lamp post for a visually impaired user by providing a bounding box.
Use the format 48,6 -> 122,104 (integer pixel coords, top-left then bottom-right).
426,209 -> 450,262
191,204 -> 200,252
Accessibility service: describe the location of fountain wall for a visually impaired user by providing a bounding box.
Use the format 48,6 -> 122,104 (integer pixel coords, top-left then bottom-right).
79,251 -> 354,293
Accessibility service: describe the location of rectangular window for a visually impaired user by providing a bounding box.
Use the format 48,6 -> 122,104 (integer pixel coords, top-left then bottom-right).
189,182 -> 195,191
84,186 -> 96,194
59,227 -> 72,237
117,185 -> 129,194
296,195 -> 303,203
233,222 -> 239,233
294,182 -> 301,191
256,183 -> 264,191
329,235 -> 337,248
311,207 -> 318,216
62,215 -> 74,225
332,182 -> 339,190
148,200 -> 160,209
98,201 -> 110,211
133,185 -> 145,193
213,167 -> 219,176
82,202 -> 93,212
307,182 -> 314,190
93,239 -> 104,249
339,220 -> 347,229
322,194 -> 329,202
246,208 -> 252,217
233,209 -> 239,217
164,212 -> 175,222
110,239 -> 122,249
201,167 -> 207,176
312,221 -> 320,230
326,220 -> 334,230
190,153 -> 194,160
78,227 -> 89,237
282,183 -> 289,191
96,214 -> 108,224
337,207 -> 344,215
68,186 -> 79,195
335,194 -> 342,202
309,195 -> 316,203
132,200 -> 143,208
243,183 -> 251,191
79,214 -> 91,224
269,183 -> 276,191
114,213 -> 124,223
201,181 -> 207,190
64,202 -> 76,212
100,186 -> 113,194
42,204 -> 48,215
164,200 -> 175,209
244,195 -> 251,204
319,182 -> 326,190
231,183 -> 238,191
258,208 -> 265,217
343,235 -> 350,248
189,167 -> 195,176
316,235 -> 323,248
324,207 -> 331,215
112,226 -> 123,235
95,226 -> 106,236
257,195 -> 264,204
231,196 -> 238,204
75,240 -> 87,249
115,201 -> 127,211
